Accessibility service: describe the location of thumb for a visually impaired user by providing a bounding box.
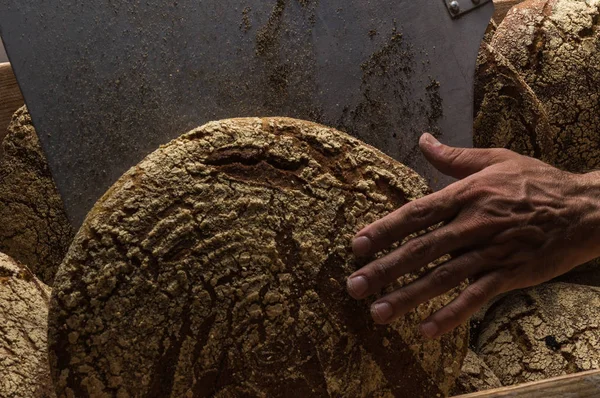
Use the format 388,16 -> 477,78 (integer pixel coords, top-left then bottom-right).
419,133 -> 513,179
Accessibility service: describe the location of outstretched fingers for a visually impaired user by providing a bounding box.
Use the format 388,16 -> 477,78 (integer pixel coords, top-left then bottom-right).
419,272 -> 506,339
368,251 -> 488,324
352,187 -> 461,259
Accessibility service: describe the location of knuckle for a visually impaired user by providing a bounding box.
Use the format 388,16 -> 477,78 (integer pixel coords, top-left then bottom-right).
470,250 -> 489,266
442,227 -> 460,244
376,218 -> 395,241
460,182 -> 486,201
390,289 -> 414,307
372,261 -> 393,285
493,148 -> 512,160
406,237 -> 429,260
445,147 -> 465,166
443,302 -> 462,321
408,200 -> 428,223
463,284 -> 488,304
473,184 -> 493,199
430,266 -> 453,287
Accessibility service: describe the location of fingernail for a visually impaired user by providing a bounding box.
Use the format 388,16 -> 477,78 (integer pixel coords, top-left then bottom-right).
421,322 -> 439,339
424,133 -> 441,147
347,276 -> 369,298
372,302 -> 394,324
352,236 -> 372,257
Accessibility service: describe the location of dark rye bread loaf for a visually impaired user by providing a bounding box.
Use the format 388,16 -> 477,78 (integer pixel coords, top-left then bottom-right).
0,106 -> 74,285
0,252 -> 55,398
48,118 -> 468,397
490,0 -> 600,173
476,283 -> 600,386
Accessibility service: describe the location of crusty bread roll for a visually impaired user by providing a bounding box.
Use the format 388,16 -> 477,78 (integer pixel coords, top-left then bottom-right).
0,106 -> 73,285
0,252 -> 55,398
49,118 -> 468,397
477,283 -> 600,386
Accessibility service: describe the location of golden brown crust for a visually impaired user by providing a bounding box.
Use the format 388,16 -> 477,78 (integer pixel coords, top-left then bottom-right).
451,350 -> 503,395
475,0 -> 600,289
490,0 -> 600,172
0,252 -> 55,398
473,43 -> 556,162
476,283 -> 600,386
0,106 -> 74,285
49,117 -> 468,397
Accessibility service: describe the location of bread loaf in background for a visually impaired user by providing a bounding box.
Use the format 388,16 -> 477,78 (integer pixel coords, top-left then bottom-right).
0,106 -> 73,285
474,0 -> 600,288
490,0 -> 600,173
0,252 -> 55,398
474,42 -> 556,163
49,117 -> 468,397
476,283 -> 600,386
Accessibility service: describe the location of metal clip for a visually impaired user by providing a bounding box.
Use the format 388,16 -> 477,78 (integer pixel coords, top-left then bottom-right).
444,0 -> 492,19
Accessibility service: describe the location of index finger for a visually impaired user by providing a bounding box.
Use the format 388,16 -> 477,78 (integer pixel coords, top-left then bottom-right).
352,184 -> 463,257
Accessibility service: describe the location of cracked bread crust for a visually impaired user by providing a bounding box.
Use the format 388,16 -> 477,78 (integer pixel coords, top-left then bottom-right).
451,350 -> 502,395
476,283 -> 600,386
490,0 -> 600,173
473,42 -> 556,162
48,117 -> 468,398
0,106 -> 74,285
474,0 -> 600,289
0,252 -> 55,398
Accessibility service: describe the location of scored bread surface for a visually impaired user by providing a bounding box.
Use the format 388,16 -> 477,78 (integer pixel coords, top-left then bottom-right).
477,283 -> 600,386
49,118 -> 468,397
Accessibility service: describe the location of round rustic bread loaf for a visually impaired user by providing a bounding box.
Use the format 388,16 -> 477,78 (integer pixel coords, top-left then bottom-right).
490,0 -> 600,173
476,282 -> 600,386
473,42 -> 556,162
0,252 -> 55,398
451,350 -> 502,396
475,0 -> 600,288
49,118 -> 468,397
0,106 -> 74,285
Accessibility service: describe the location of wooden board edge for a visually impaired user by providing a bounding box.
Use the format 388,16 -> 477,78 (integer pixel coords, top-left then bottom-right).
0,62 -> 25,145
454,369 -> 600,397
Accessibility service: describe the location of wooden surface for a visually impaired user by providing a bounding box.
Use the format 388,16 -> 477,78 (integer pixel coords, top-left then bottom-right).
493,0 -> 526,24
456,369 -> 600,397
0,62 -> 24,143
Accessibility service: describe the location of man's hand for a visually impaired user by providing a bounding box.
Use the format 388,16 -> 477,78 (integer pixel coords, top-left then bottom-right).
347,133 -> 600,339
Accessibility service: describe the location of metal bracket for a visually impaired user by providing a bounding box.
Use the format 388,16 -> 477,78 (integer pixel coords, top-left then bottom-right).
444,0 -> 493,18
